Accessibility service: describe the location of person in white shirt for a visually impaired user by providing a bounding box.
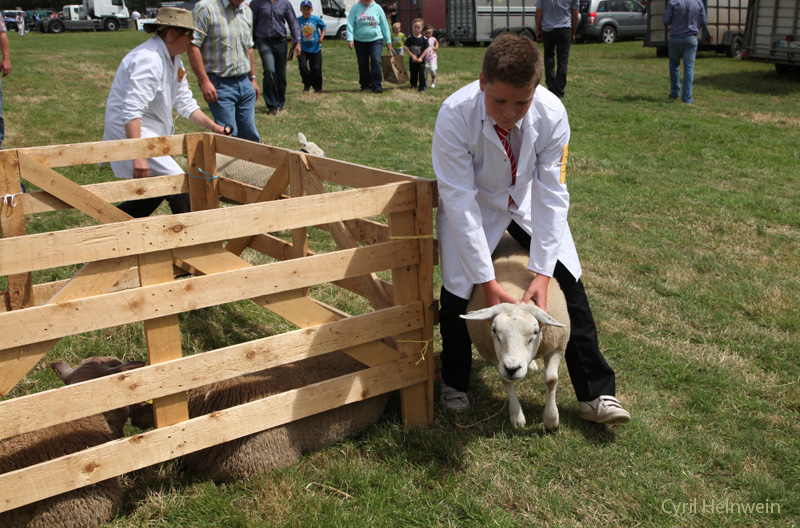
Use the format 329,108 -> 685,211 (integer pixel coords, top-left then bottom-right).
104,7 -> 231,218
433,34 -> 630,425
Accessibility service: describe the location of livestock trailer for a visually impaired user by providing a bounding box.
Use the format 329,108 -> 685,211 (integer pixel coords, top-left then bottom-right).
444,0 -> 538,45
644,0 -> 748,57
742,0 -> 800,74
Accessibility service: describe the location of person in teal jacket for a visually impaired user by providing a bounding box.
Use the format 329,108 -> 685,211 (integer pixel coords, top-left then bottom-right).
346,0 -> 392,93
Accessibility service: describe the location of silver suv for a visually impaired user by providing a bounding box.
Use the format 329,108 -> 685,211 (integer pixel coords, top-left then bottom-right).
578,0 -> 647,44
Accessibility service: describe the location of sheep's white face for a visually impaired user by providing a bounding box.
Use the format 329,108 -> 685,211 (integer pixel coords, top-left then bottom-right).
490,310 -> 542,382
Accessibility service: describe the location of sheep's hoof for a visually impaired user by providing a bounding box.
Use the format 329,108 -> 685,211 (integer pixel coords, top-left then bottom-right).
543,413 -> 559,432
510,415 -> 527,428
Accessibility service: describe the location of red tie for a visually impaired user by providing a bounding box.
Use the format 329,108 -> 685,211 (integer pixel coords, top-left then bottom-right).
495,125 -> 516,205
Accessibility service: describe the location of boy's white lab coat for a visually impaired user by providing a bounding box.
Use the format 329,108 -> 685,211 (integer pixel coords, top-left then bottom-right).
433,80 -> 581,300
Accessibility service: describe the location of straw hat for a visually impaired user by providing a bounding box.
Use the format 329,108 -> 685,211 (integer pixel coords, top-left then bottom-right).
143,7 -> 205,35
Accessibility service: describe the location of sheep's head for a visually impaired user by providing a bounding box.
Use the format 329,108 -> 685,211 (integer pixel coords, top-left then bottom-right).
462,303 -> 565,382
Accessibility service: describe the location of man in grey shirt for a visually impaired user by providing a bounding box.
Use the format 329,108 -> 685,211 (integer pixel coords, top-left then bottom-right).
250,0 -> 302,114
535,0 -> 579,98
663,0 -> 707,104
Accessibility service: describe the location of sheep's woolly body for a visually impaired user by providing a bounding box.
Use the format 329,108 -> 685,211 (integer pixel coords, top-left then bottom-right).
132,352 -> 388,483
0,416 -> 123,528
464,234 -> 571,429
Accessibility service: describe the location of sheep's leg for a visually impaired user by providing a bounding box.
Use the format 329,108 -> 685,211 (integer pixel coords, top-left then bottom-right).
528,358 -> 539,373
542,353 -> 561,431
502,380 -> 526,427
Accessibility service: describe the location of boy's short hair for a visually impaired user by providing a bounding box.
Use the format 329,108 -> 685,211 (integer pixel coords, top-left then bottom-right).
482,34 -> 542,89
422,24 -> 434,32
412,18 -> 424,27
392,22 -> 401,31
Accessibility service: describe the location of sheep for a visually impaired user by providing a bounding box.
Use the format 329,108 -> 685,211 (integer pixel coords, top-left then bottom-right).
0,358 -> 144,528
215,132 -> 324,189
130,351 -> 388,483
461,234 -> 570,430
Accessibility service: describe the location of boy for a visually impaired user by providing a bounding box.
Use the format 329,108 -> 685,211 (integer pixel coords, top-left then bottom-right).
391,22 -> 405,55
403,18 -> 428,93
432,34 -> 630,425
294,0 -> 326,93
423,24 -> 438,88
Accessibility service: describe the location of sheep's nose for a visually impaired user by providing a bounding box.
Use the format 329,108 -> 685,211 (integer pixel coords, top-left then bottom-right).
505,365 -> 520,377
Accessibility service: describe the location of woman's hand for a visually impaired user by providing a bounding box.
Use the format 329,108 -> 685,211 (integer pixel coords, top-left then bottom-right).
132,158 -> 150,179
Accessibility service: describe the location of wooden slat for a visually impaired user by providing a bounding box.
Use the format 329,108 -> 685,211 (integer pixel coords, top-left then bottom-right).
0,302 -> 419,441
0,240 -> 418,349
305,155 -> 427,187
173,242 -> 399,368
17,152 -> 130,224
225,156 -> 291,256
245,233 -> 395,299
299,157 -> 393,310
213,134 -> 290,168
1,266 -> 141,312
0,151 -> 33,311
0,256 -> 137,397
0,356 -> 428,513
21,175 -> 188,215
0,182 -> 417,276
13,135 -> 185,168
138,250 -> 189,427
185,133 -> 219,212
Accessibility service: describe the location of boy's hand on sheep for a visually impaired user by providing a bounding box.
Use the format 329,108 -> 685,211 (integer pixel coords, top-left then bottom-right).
522,274 -> 550,314
481,279 -> 520,307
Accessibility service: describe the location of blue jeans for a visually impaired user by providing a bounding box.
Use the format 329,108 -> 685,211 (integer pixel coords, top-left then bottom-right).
668,35 -> 698,104
255,38 -> 288,110
354,39 -> 384,91
205,73 -> 260,142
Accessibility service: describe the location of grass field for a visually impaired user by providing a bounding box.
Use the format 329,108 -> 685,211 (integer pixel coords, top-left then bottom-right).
2,29 -> 799,527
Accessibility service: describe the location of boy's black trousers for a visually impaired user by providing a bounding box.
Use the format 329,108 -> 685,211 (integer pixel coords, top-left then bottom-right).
438,221 -> 616,402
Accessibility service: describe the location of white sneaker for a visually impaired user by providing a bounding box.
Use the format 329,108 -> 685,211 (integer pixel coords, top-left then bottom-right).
579,396 -> 630,424
431,81 -> 436,88
439,382 -> 470,413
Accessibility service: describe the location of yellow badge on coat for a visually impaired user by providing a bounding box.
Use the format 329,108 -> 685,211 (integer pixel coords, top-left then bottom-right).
560,144 -> 569,184
178,67 -> 186,83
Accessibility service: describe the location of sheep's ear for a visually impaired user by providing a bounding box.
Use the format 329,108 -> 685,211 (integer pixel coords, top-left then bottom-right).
461,305 -> 505,321
520,304 -> 566,327
114,361 -> 147,373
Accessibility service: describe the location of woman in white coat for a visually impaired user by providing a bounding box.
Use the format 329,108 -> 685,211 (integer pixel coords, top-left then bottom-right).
433,34 -> 629,425
103,7 -> 231,218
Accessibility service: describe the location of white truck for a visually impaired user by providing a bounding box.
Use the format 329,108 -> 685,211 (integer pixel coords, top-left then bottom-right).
741,0 -> 800,74
40,0 -> 130,33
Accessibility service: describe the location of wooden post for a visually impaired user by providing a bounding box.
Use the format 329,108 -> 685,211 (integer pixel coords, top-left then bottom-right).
138,250 -> 189,427
0,151 -> 33,311
389,181 -> 435,426
185,133 -> 219,212
289,153 -> 309,296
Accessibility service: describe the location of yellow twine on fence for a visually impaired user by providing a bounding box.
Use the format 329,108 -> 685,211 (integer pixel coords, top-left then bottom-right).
396,339 -> 433,364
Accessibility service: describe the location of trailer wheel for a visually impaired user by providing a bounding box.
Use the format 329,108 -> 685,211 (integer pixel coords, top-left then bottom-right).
49,20 -> 65,34
601,25 -> 616,44
436,33 -> 449,46
520,28 -> 536,42
726,35 -> 743,58
104,18 -> 118,31
656,46 -> 668,58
